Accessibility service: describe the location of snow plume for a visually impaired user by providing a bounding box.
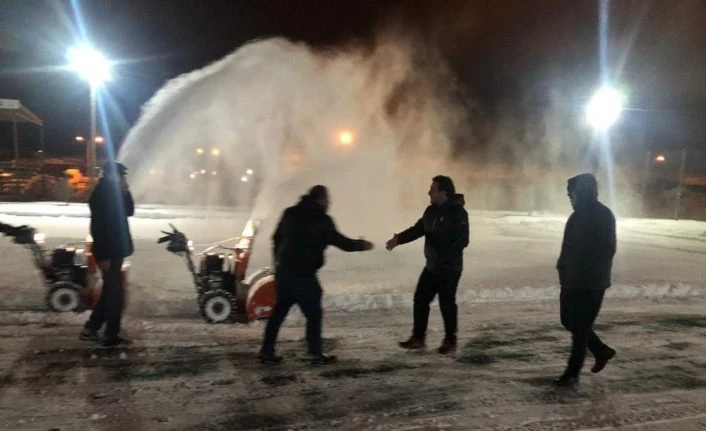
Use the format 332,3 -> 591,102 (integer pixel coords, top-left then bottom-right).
119,34 -> 471,243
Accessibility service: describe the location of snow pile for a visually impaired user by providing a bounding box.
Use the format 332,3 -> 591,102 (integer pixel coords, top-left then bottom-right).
1,204 -> 703,315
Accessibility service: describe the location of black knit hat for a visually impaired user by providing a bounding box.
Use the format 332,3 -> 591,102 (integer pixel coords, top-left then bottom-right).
103,161 -> 128,177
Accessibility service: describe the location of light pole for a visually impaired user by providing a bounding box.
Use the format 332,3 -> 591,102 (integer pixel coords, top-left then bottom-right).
585,86 -> 625,210
67,45 -> 111,187
584,87 -> 625,172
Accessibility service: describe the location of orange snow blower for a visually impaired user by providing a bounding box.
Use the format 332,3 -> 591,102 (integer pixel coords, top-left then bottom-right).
158,219 -> 276,323
0,222 -> 129,313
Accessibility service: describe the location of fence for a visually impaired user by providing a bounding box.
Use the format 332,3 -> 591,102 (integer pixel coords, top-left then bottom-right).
0,160 -> 43,201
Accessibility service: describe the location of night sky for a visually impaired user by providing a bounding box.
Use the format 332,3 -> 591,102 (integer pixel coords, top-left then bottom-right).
1,0 -> 704,156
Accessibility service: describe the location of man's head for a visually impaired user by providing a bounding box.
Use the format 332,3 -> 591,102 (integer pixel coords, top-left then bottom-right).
102,161 -> 128,180
307,184 -> 330,212
429,175 -> 455,206
567,173 -> 598,209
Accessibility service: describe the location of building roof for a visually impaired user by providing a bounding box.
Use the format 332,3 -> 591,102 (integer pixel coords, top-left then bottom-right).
0,99 -> 43,126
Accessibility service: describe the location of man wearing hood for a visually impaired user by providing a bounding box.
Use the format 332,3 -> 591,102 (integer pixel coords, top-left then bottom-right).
259,185 -> 374,365
555,173 -> 617,386
79,161 -> 134,347
386,175 -> 469,355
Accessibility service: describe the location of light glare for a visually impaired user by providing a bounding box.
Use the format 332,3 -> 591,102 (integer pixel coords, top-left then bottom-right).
586,87 -> 624,130
337,130 -> 354,146
67,45 -> 111,85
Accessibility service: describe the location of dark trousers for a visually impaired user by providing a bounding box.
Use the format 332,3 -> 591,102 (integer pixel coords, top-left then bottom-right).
261,272 -> 323,356
560,288 -> 610,375
85,258 -> 124,339
412,268 -> 461,343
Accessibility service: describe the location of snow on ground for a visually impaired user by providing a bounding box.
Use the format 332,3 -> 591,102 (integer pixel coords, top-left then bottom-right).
1,203 -> 705,429
1,203 -> 704,316
0,298 -> 704,430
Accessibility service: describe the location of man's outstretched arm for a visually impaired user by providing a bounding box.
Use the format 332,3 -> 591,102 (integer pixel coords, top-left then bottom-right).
386,217 -> 424,251
327,218 -> 373,252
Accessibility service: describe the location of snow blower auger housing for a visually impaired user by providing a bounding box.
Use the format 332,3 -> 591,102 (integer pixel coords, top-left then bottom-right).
0,222 -> 129,313
158,219 -> 276,324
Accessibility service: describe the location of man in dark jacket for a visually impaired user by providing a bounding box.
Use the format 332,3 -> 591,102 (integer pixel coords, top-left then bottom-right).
555,173 -> 616,386
386,175 -> 469,355
259,185 -> 373,365
79,161 -> 135,347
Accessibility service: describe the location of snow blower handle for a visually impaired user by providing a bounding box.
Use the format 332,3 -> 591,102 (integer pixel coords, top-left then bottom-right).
0,223 -> 36,245
158,224 -> 182,244
157,232 -> 172,244
158,225 -> 190,254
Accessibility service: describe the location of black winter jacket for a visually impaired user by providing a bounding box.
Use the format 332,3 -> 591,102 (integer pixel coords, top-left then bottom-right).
272,196 -> 368,276
396,194 -> 469,272
89,178 -> 135,261
556,177 -> 616,290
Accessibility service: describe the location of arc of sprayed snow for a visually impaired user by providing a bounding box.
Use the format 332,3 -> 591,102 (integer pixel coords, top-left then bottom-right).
119,37 -> 311,161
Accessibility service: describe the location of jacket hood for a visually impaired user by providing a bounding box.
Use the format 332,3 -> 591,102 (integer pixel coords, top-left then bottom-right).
446,194 -> 466,207
296,195 -> 325,213
568,173 -> 598,207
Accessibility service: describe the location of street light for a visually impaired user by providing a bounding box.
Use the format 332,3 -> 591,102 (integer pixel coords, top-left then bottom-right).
246,168 -> 253,175
655,154 -> 666,163
586,87 -> 624,130
211,148 -> 220,156
75,135 -> 102,143
67,44 -> 111,187
337,129 -> 355,147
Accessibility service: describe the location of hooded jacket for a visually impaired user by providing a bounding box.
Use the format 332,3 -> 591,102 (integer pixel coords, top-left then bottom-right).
272,196 -> 368,276
557,174 -> 616,290
89,177 -> 135,261
396,194 -> 469,272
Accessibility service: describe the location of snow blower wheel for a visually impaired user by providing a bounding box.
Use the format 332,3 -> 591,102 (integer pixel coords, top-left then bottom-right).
46,282 -> 85,312
199,290 -> 237,323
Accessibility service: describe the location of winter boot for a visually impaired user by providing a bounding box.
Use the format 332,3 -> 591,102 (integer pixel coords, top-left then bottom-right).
437,339 -> 457,355
591,347 -> 616,373
399,336 -> 425,350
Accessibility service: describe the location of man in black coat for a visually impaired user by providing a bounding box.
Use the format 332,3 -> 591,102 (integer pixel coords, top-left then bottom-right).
259,185 -> 374,365
386,175 -> 469,355
555,173 -> 617,386
79,161 -> 134,347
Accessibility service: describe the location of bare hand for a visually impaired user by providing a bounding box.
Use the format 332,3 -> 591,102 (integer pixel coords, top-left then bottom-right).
360,240 -> 374,251
385,234 -> 399,251
97,260 -> 111,271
